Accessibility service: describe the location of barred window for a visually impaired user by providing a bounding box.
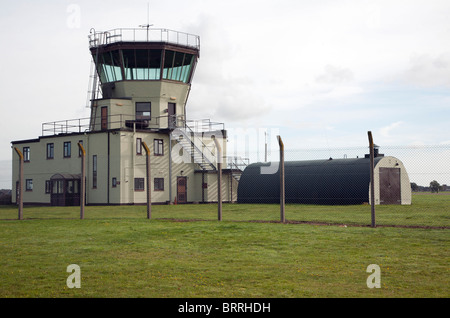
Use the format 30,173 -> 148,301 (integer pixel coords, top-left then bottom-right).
154,178 -> 164,191
134,178 -> 145,191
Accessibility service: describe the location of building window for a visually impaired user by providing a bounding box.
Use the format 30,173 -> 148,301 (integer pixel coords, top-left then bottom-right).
45,180 -> 52,194
64,142 -> 71,158
93,155 -> 97,188
154,139 -> 164,156
136,138 -> 142,155
23,147 -> 30,162
46,143 -> 54,159
154,178 -> 164,191
134,178 -> 145,191
112,177 -> 117,188
26,179 -> 33,191
136,102 -> 151,120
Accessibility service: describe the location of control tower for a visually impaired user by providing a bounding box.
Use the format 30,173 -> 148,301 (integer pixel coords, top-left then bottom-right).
87,28 -> 200,131
12,26 -> 242,207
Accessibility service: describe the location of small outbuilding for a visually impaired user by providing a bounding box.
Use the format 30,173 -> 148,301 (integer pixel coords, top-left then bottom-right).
237,154 -> 411,205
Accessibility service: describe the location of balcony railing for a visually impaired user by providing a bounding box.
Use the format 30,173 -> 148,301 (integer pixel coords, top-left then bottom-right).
41,115 -> 224,136
88,28 -> 200,50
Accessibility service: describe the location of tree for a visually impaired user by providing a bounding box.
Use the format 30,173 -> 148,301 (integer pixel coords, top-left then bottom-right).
410,182 -> 419,192
430,180 -> 440,193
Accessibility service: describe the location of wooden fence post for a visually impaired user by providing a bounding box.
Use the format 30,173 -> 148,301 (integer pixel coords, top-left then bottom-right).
142,141 -> 152,219
77,142 -> 86,220
277,136 -> 285,223
14,147 -> 23,220
213,138 -> 222,221
368,131 -> 376,228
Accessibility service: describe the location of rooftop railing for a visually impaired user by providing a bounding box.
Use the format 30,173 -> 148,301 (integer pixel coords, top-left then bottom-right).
88,28 -> 200,50
41,115 -> 223,136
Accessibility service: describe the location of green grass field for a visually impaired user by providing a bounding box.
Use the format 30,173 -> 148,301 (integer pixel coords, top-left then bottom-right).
0,195 -> 448,298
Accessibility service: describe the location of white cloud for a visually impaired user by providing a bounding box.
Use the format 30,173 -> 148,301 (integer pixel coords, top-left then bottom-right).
316,65 -> 354,84
402,52 -> 450,88
380,121 -> 404,138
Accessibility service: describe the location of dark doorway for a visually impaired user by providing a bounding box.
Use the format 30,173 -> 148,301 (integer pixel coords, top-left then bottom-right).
177,176 -> 187,204
50,174 -> 81,206
168,102 -> 176,129
379,167 -> 401,204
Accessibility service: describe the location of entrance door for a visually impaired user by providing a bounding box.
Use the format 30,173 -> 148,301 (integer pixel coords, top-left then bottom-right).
379,167 -> 401,204
168,103 -> 176,129
50,178 -> 81,206
101,106 -> 108,130
177,176 -> 187,204
51,180 -> 65,206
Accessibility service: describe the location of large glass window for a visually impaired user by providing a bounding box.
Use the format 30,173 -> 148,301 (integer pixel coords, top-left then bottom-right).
95,48 -> 193,83
97,51 -> 123,83
122,49 -> 161,81
163,50 -> 194,83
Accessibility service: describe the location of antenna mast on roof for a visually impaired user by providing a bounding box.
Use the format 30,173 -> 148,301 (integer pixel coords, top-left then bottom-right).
139,2 -> 153,41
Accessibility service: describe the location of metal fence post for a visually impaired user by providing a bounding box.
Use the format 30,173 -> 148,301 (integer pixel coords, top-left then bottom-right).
142,141 -> 152,219
213,137 -> 222,221
368,131 -> 376,228
277,136 -> 285,223
77,142 -> 86,220
14,147 -> 24,220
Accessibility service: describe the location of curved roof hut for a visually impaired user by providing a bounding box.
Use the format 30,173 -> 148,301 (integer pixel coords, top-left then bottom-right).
237,155 -> 411,205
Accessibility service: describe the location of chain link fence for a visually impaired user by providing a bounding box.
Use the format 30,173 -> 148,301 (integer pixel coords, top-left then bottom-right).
233,144 -> 450,228
2,144 -> 449,229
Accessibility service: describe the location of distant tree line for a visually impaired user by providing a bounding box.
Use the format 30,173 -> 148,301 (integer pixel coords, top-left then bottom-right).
0,189 -> 12,204
411,181 -> 448,193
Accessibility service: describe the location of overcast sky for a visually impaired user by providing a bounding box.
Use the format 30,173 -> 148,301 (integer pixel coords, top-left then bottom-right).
1,0 -> 450,188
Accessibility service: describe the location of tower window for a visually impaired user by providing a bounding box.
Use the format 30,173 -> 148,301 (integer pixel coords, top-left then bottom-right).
136,102 -> 151,120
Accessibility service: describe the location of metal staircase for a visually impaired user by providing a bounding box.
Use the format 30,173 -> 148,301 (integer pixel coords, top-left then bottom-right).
175,125 -> 217,171
227,156 -> 249,182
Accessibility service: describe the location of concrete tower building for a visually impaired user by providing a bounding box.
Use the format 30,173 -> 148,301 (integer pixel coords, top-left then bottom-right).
11,27 -> 241,206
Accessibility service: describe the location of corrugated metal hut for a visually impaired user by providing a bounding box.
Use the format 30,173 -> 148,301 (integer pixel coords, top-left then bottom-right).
237,155 -> 411,205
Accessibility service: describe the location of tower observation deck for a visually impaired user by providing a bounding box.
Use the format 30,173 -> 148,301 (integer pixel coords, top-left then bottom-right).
88,28 -> 200,85
86,27 -> 202,132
